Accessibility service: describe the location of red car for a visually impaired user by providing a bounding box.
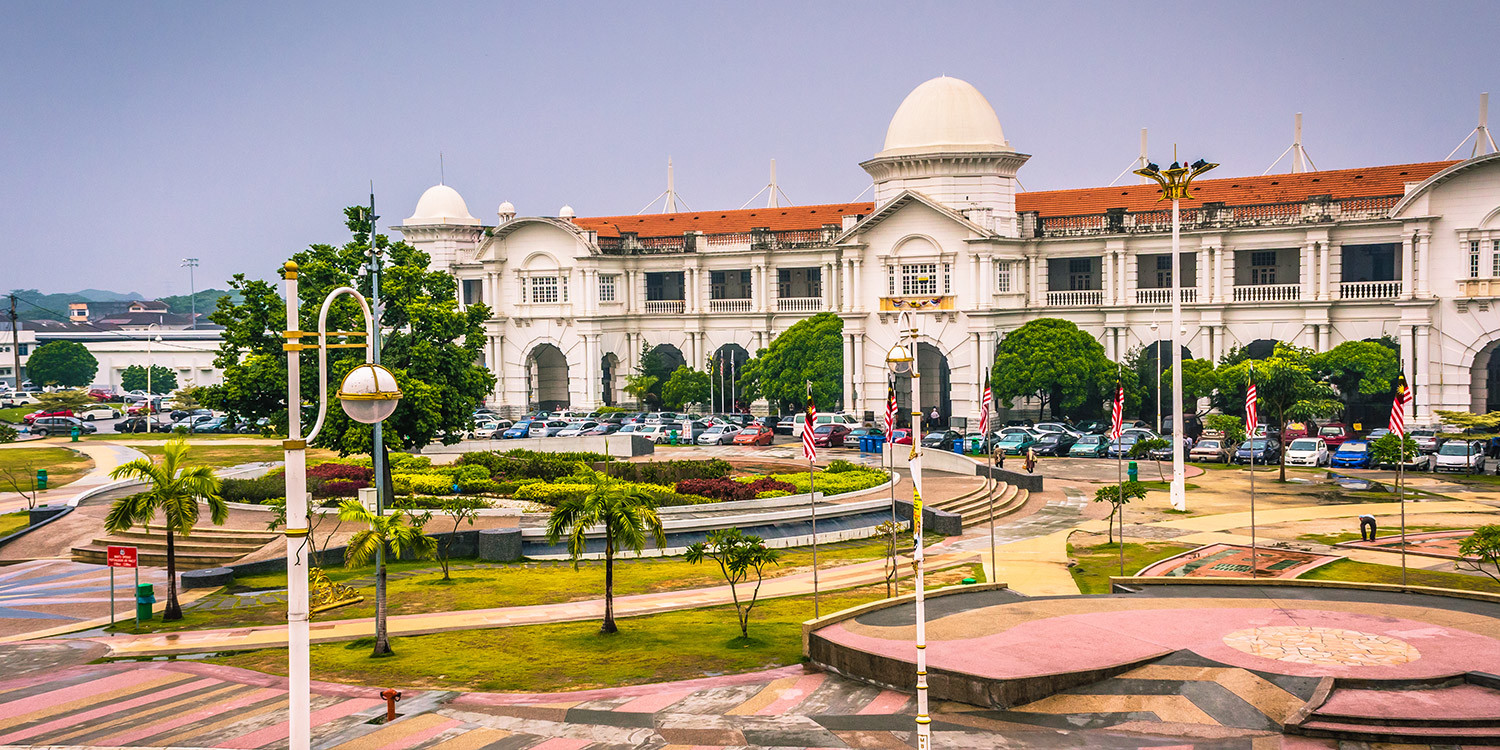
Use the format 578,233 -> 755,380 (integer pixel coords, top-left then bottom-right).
87,388 -> 114,402
23,409 -> 73,424
732,424 -> 776,446
1317,422 -> 1353,449
889,428 -> 914,445
811,423 -> 852,448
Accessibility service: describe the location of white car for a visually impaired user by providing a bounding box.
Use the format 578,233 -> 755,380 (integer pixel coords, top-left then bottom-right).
2,391 -> 39,408
1284,437 -> 1330,467
1409,427 -> 1439,453
556,421 -> 599,438
1435,440 -> 1488,473
697,424 -> 741,445
633,424 -> 667,442
468,419 -> 512,439
77,405 -> 123,422
793,412 -> 858,438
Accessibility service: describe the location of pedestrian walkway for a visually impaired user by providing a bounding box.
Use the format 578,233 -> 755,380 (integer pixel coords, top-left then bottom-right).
0,560 -> 168,640
0,440 -> 145,514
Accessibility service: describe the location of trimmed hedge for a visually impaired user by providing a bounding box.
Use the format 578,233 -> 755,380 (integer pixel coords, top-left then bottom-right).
220,474 -> 284,504
675,477 -> 755,502
514,480 -> 715,508
743,468 -> 888,496
604,458 -> 731,485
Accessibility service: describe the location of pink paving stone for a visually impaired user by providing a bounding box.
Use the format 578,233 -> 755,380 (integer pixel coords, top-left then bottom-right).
450,665 -> 806,706
1319,684 -> 1500,721
0,677 -> 221,745
219,697 -> 384,749
756,672 -> 826,715
856,689 -> 913,715
613,689 -> 694,714
527,738 -> 593,750
95,687 -> 283,747
374,718 -> 463,750
0,667 -> 186,718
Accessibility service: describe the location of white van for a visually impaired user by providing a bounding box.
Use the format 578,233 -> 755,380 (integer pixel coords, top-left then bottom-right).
793,412 -> 859,438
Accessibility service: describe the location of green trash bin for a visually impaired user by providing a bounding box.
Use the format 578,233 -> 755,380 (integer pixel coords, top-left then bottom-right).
1127,461 -> 1138,482
70,426 -> 80,442
36,469 -> 47,491
135,583 -> 156,622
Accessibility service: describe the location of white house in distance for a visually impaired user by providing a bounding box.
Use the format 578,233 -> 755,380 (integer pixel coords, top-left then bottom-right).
398,76 -> 1500,425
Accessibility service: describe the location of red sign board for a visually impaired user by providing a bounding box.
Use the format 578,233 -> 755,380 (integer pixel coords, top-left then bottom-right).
106,546 -> 138,568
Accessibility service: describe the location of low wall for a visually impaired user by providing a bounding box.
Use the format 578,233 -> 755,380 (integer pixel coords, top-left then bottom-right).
0,505 -> 72,554
880,445 -> 1044,491
422,435 -> 654,459
227,527 -> 514,577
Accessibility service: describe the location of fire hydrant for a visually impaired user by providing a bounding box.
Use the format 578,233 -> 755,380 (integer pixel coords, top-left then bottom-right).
380,689 -> 402,722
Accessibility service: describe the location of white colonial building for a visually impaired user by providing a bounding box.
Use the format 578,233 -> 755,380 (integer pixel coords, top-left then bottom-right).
397,76 -> 1500,424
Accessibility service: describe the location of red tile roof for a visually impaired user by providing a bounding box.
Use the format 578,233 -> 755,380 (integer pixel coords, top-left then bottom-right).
574,203 -> 874,239
1014,161 -> 1455,218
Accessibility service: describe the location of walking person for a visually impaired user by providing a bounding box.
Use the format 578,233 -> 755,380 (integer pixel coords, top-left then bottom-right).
1024,445 -> 1037,474
929,406 -> 940,430
1359,513 -> 1377,542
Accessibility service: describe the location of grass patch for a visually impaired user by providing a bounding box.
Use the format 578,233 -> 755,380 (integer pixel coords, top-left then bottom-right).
1300,559 -> 1500,594
1298,525 -> 1469,546
134,444 -> 337,470
89,433 -> 274,441
1136,481 -> 1200,492
205,570 -> 983,692
0,511 -> 29,537
1068,540 -> 1198,594
0,446 -> 93,490
106,534 -> 947,634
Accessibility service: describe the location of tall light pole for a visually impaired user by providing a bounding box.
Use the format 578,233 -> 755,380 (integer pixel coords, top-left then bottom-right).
1150,318 -> 1160,434
885,312 -> 930,750
144,324 -> 162,429
280,261 -> 401,750
1136,156 -> 1217,512
181,258 -> 200,328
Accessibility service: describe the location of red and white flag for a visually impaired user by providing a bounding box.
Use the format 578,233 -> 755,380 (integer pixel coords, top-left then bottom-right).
883,377 -> 898,438
979,372 -> 993,436
1389,373 -> 1413,437
1108,380 -> 1125,441
1245,367 -> 1259,433
802,393 -> 818,462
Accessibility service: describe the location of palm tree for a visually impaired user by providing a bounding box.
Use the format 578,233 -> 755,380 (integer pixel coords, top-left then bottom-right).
546,476 -> 666,634
337,500 -> 436,657
105,437 -> 226,621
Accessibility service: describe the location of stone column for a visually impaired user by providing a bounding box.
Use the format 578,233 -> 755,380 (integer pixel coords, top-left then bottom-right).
1301,242 -> 1315,301
851,258 -> 863,311
1102,251 -> 1115,306
852,332 -> 865,413
822,262 -> 833,310
1400,325 -> 1416,386
1416,325 -> 1432,420
1196,246 -> 1210,302
492,334 -> 506,405
1320,243 -> 1334,300
1401,235 -> 1415,299
843,334 -> 855,409
1417,232 -> 1432,298
755,264 -> 767,313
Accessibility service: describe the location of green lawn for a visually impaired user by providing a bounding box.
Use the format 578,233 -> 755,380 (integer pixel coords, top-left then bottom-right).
90,432 -> 275,441
133,443 -> 336,470
106,534 -> 947,634
205,570 -> 983,693
0,447 -> 93,490
1300,559 -> 1500,594
0,511 -> 28,537
1068,540 -> 1198,594
1136,481 -> 1200,492
1298,525 -> 1469,547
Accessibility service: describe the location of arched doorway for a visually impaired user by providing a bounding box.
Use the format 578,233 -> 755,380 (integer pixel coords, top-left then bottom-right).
527,343 -> 570,413
1472,341 -> 1500,413
894,343 -> 951,429
600,352 -> 619,407
709,344 -> 751,413
1244,339 -> 1278,360
1141,340 -> 1196,430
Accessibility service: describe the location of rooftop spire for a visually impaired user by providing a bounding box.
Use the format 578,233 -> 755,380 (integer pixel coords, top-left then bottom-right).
740,158 -> 795,209
1264,113 -> 1318,174
1448,92 -> 1498,159
638,157 -> 690,214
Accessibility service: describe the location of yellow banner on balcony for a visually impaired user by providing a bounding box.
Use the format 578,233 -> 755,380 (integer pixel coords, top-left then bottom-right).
881,296 -> 954,311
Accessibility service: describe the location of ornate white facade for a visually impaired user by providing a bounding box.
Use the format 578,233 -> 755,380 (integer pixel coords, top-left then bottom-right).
396,76 -> 1500,424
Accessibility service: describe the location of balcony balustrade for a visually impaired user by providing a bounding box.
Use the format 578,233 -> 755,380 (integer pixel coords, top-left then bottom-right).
776,297 -> 824,313
1232,284 -> 1301,302
1029,194 -> 1402,239
1459,278 -> 1500,298
708,298 -> 753,313
1046,290 -> 1104,307
1134,288 -> 1198,305
644,300 -> 686,315
1338,280 -> 1401,300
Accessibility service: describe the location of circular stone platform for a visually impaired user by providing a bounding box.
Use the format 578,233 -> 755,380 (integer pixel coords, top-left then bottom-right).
807,583 -> 1500,710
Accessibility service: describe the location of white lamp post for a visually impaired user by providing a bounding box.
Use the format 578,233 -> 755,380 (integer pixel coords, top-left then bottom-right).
885,312 -> 930,750
280,261 -> 401,750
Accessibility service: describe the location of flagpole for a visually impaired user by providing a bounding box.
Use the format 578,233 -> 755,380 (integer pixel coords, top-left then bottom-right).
983,373 -> 996,580
806,381 -> 819,619
1114,371 -> 1124,575
1249,364 -> 1257,580
1399,437 -> 1407,586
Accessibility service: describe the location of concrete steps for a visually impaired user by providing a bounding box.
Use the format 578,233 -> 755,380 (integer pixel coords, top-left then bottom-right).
71,527 -> 279,570
1290,680 -> 1500,744
931,482 -> 1029,528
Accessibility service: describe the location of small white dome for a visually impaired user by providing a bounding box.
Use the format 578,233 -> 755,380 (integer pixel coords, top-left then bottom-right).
559,205 -> 575,219
878,76 -> 1010,158
498,201 -> 515,214
403,184 -> 480,226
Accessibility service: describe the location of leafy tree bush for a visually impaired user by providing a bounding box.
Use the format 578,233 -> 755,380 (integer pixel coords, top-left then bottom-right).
1369,433 -> 1419,468
824,459 -> 862,473
991,318 -> 1114,419
1217,343 -> 1342,481
685,528 -> 780,638
661,366 -> 709,410
743,477 -> 798,495
26,341 -> 97,388
219,475 -> 285,504
1203,414 -> 1246,444
307,462 -> 374,482
1458,526 -> 1500,583
604,458 -> 731,484
120,364 -> 177,394
748,469 -> 888,496
737,312 -> 843,413
320,478 -> 367,497
1093,480 -> 1147,544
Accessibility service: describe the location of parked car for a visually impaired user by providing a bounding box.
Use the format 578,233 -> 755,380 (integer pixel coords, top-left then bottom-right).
994,432 -> 1036,455
28,415 -> 96,437
1,392 -> 39,408
173,413 -> 218,432
539,419 -> 572,437
22,409 -> 73,424
889,428 -> 914,445
1033,422 -> 1077,436
633,424 -> 667,442
1032,432 -> 1079,456
1068,434 -> 1109,457
1399,451 -> 1434,471
733,424 -> 776,446
1107,434 -> 1141,458
1284,437 -> 1330,467
1410,427 -> 1440,453
1189,437 -> 1233,463
500,421 -> 532,439
1317,423 -> 1353,449
794,412 -> 859,438
775,415 -> 797,435
1281,421 -> 1314,441
920,429 -> 962,449
584,423 -> 621,436
77,405 -> 122,422
1233,437 -> 1282,465
555,421 -> 600,438
1365,428 -> 1390,441
116,415 -> 169,433
697,424 -> 742,445
1435,440 -> 1488,473
1331,439 -> 1374,469
1148,436 -> 1193,460
811,423 -> 852,448
849,426 -> 885,440
87,388 -> 115,402
1074,419 -> 1109,435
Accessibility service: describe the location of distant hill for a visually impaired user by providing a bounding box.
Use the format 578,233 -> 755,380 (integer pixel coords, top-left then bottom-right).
7,288 -> 239,322
74,288 -> 144,302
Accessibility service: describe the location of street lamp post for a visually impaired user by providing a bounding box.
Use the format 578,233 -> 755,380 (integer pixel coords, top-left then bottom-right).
280,261 -> 401,750
181,258 -> 199,329
1135,156 -> 1217,512
1150,319 -> 1160,434
885,312 -> 930,750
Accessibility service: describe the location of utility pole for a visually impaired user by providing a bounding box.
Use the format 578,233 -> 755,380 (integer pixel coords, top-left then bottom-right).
7,295 -> 21,390
181,259 -> 200,328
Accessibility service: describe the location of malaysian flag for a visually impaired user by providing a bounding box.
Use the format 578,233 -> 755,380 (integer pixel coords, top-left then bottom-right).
1389,373 -> 1413,437
1108,380 -> 1125,441
884,377 -> 897,437
979,372 -> 993,436
802,390 -> 818,462
1246,365 -> 1259,434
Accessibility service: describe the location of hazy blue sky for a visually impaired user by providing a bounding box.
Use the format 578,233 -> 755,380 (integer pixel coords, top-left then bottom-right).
3,1 -> 1496,297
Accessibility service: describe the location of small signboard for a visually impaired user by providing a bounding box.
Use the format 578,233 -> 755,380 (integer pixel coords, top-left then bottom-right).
106,545 -> 138,568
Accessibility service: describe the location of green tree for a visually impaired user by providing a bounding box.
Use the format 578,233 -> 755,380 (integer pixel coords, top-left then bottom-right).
1433,410 -> 1500,439
685,528 -> 781,638
35,389 -> 94,414
204,206 -> 495,453
1369,433 -> 1419,468
337,500 -> 436,656
545,474 -> 666,634
1311,340 -> 1399,420
661,366 -> 709,411
121,364 -> 178,394
103,438 -> 226,620
737,313 -> 843,413
25,341 -> 97,388
170,384 -> 206,412
1203,414 -> 1246,444
1160,358 -> 1219,417
1093,481 -> 1147,544
433,496 -> 490,581
1218,344 -> 1342,481
992,318 -> 1114,418
623,374 -> 658,408
1458,525 -> 1500,583
1129,437 -> 1170,481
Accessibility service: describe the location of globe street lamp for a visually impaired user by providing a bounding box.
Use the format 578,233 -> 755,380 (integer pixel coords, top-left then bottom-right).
884,312 -> 931,750
1134,156 -> 1217,511
281,261 -> 401,750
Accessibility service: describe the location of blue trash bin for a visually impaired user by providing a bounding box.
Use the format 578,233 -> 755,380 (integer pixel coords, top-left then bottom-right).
952,438 -> 964,455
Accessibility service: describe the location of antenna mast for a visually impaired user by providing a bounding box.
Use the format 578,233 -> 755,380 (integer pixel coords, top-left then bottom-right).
638,158 -> 690,214
1109,128 -> 1150,186
1264,113 -> 1319,174
740,158 -> 796,209
1447,93 -> 1498,159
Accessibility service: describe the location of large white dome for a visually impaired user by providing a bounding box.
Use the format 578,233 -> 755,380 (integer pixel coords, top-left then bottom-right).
404,184 -> 480,226
878,76 -> 1010,157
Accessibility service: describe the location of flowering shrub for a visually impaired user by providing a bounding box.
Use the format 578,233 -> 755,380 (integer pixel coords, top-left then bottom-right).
320,478 -> 367,497
307,462 -> 373,482
675,477 -> 756,502
742,477 -> 797,495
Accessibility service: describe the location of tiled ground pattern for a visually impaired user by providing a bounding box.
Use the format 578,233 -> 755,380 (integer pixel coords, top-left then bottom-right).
1338,529 -> 1475,560
1137,545 -> 1337,579
1221,626 -> 1420,666
0,559 -> 169,638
